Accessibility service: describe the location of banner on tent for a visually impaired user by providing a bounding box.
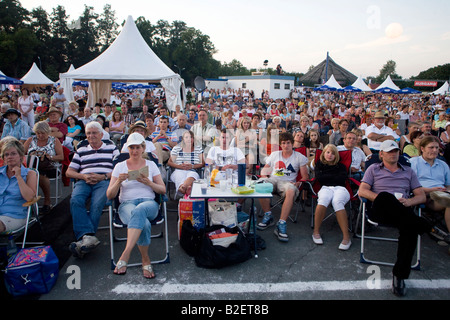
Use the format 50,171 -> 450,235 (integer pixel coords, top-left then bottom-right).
414,81 -> 437,87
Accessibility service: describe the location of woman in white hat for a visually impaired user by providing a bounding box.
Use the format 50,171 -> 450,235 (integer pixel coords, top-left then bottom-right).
107,132 -> 166,279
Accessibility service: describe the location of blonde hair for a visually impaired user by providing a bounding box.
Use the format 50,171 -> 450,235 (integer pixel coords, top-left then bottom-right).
320,144 -> 340,166
33,121 -> 51,134
0,137 -> 25,159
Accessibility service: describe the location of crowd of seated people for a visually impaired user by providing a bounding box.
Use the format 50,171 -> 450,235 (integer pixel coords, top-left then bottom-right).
1,85 -> 449,294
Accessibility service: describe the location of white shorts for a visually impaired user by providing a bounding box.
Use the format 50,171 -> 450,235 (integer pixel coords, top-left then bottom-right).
170,169 -> 200,192
0,215 -> 27,232
317,186 -> 350,212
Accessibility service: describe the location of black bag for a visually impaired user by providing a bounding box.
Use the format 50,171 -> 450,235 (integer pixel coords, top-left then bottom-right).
179,220 -> 202,257
194,225 -> 252,269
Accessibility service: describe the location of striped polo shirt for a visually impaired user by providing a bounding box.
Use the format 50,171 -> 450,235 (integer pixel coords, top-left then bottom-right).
69,140 -> 119,174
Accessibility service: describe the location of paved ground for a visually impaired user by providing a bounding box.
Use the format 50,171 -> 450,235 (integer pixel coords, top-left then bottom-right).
2,184 -> 450,303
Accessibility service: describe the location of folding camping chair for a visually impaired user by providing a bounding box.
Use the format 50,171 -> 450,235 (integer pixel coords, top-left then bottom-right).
0,156 -> 44,249
108,154 -> 170,270
354,153 -> 421,270
296,149 -> 360,229
108,194 -> 170,270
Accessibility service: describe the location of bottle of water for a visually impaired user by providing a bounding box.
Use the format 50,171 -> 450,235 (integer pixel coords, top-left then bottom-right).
204,164 -> 210,187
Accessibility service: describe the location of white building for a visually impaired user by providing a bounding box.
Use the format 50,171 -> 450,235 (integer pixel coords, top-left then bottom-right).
206,74 -> 295,100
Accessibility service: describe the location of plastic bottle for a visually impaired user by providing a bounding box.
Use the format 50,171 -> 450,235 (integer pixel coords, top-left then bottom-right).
204,164 -> 210,187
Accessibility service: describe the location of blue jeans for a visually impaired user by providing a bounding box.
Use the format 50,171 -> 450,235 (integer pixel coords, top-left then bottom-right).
70,180 -> 109,240
118,198 -> 159,246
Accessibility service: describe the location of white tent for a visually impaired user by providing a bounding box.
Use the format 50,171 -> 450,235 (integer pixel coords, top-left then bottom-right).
376,75 -> 400,91
323,74 -> 342,89
351,76 -> 372,91
20,62 -> 54,88
432,81 -> 449,95
61,15 -> 185,110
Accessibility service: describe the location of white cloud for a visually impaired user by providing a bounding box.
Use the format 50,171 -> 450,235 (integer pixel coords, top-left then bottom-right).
343,35 -> 412,51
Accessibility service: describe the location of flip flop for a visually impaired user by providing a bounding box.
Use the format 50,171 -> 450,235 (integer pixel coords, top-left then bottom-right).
114,260 -> 127,275
142,264 -> 155,279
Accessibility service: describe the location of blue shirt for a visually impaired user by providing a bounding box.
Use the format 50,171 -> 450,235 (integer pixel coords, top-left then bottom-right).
410,156 -> 450,188
0,165 -> 30,219
1,118 -> 31,141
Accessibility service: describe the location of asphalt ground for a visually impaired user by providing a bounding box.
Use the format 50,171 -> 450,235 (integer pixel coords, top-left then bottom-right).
2,184 -> 450,307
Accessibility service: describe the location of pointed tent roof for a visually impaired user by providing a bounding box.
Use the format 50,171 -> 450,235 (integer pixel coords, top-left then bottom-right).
20,62 -> 54,86
315,74 -> 342,91
375,75 -> 400,91
61,15 -> 178,82
299,55 -> 357,86
351,76 -> 372,91
432,81 -> 449,95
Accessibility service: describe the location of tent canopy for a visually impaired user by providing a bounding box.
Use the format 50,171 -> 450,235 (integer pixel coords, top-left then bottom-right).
299,55 -> 357,87
61,15 -> 184,110
20,62 -> 54,87
0,74 -> 23,85
375,75 -> 400,91
314,74 -> 342,91
351,76 -> 372,92
432,81 -> 449,95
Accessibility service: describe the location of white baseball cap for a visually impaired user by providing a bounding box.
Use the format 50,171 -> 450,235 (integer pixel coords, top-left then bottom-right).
380,140 -> 400,152
126,132 -> 145,146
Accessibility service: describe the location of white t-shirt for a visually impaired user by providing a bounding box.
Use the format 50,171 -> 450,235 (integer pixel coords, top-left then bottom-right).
112,159 -> 160,203
265,151 -> 308,182
206,146 -> 245,167
365,124 -> 399,150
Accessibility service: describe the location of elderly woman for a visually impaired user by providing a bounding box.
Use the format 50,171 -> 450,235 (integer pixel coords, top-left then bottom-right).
107,133 -> 166,278
0,138 -> 37,233
1,108 -> 31,143
24,121 -> 64,213
168,131 -> 204,196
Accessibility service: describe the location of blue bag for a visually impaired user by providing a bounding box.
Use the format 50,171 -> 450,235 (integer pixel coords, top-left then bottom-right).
4,245 -> 59,297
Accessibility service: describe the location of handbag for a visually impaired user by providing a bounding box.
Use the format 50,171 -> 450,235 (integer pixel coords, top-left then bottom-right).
208,200 -> 238,228
4,246 -> 59,297
194,225 -> 252,269
179,220 -> 202,257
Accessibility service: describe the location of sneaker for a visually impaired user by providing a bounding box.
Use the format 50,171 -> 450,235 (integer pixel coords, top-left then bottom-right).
257,212 -> 274,230
430,226 -> 450,244
274,220 -> 289,242
69,240 -> 85,258
430,191 -> 450,208
80,235 -> 101,253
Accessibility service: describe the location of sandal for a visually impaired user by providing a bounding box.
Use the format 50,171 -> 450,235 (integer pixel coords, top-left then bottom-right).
142,264 -> 155,279
114,260 -> 127,275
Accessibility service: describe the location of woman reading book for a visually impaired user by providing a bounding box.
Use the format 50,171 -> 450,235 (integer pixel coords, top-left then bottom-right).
107,132 -> 166,279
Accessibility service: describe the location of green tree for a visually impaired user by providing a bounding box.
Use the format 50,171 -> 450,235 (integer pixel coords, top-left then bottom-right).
97,4 -> 119,52
0,0 -> 30,34
412,63 -> 450,81
49,5 -> 71,78
376,60 -> 402,83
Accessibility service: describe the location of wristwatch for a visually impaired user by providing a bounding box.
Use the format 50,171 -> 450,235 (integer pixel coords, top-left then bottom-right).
104,174 -> 108,180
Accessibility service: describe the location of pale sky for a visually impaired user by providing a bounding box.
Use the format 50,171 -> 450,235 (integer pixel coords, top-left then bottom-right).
20,0 -> 450,79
